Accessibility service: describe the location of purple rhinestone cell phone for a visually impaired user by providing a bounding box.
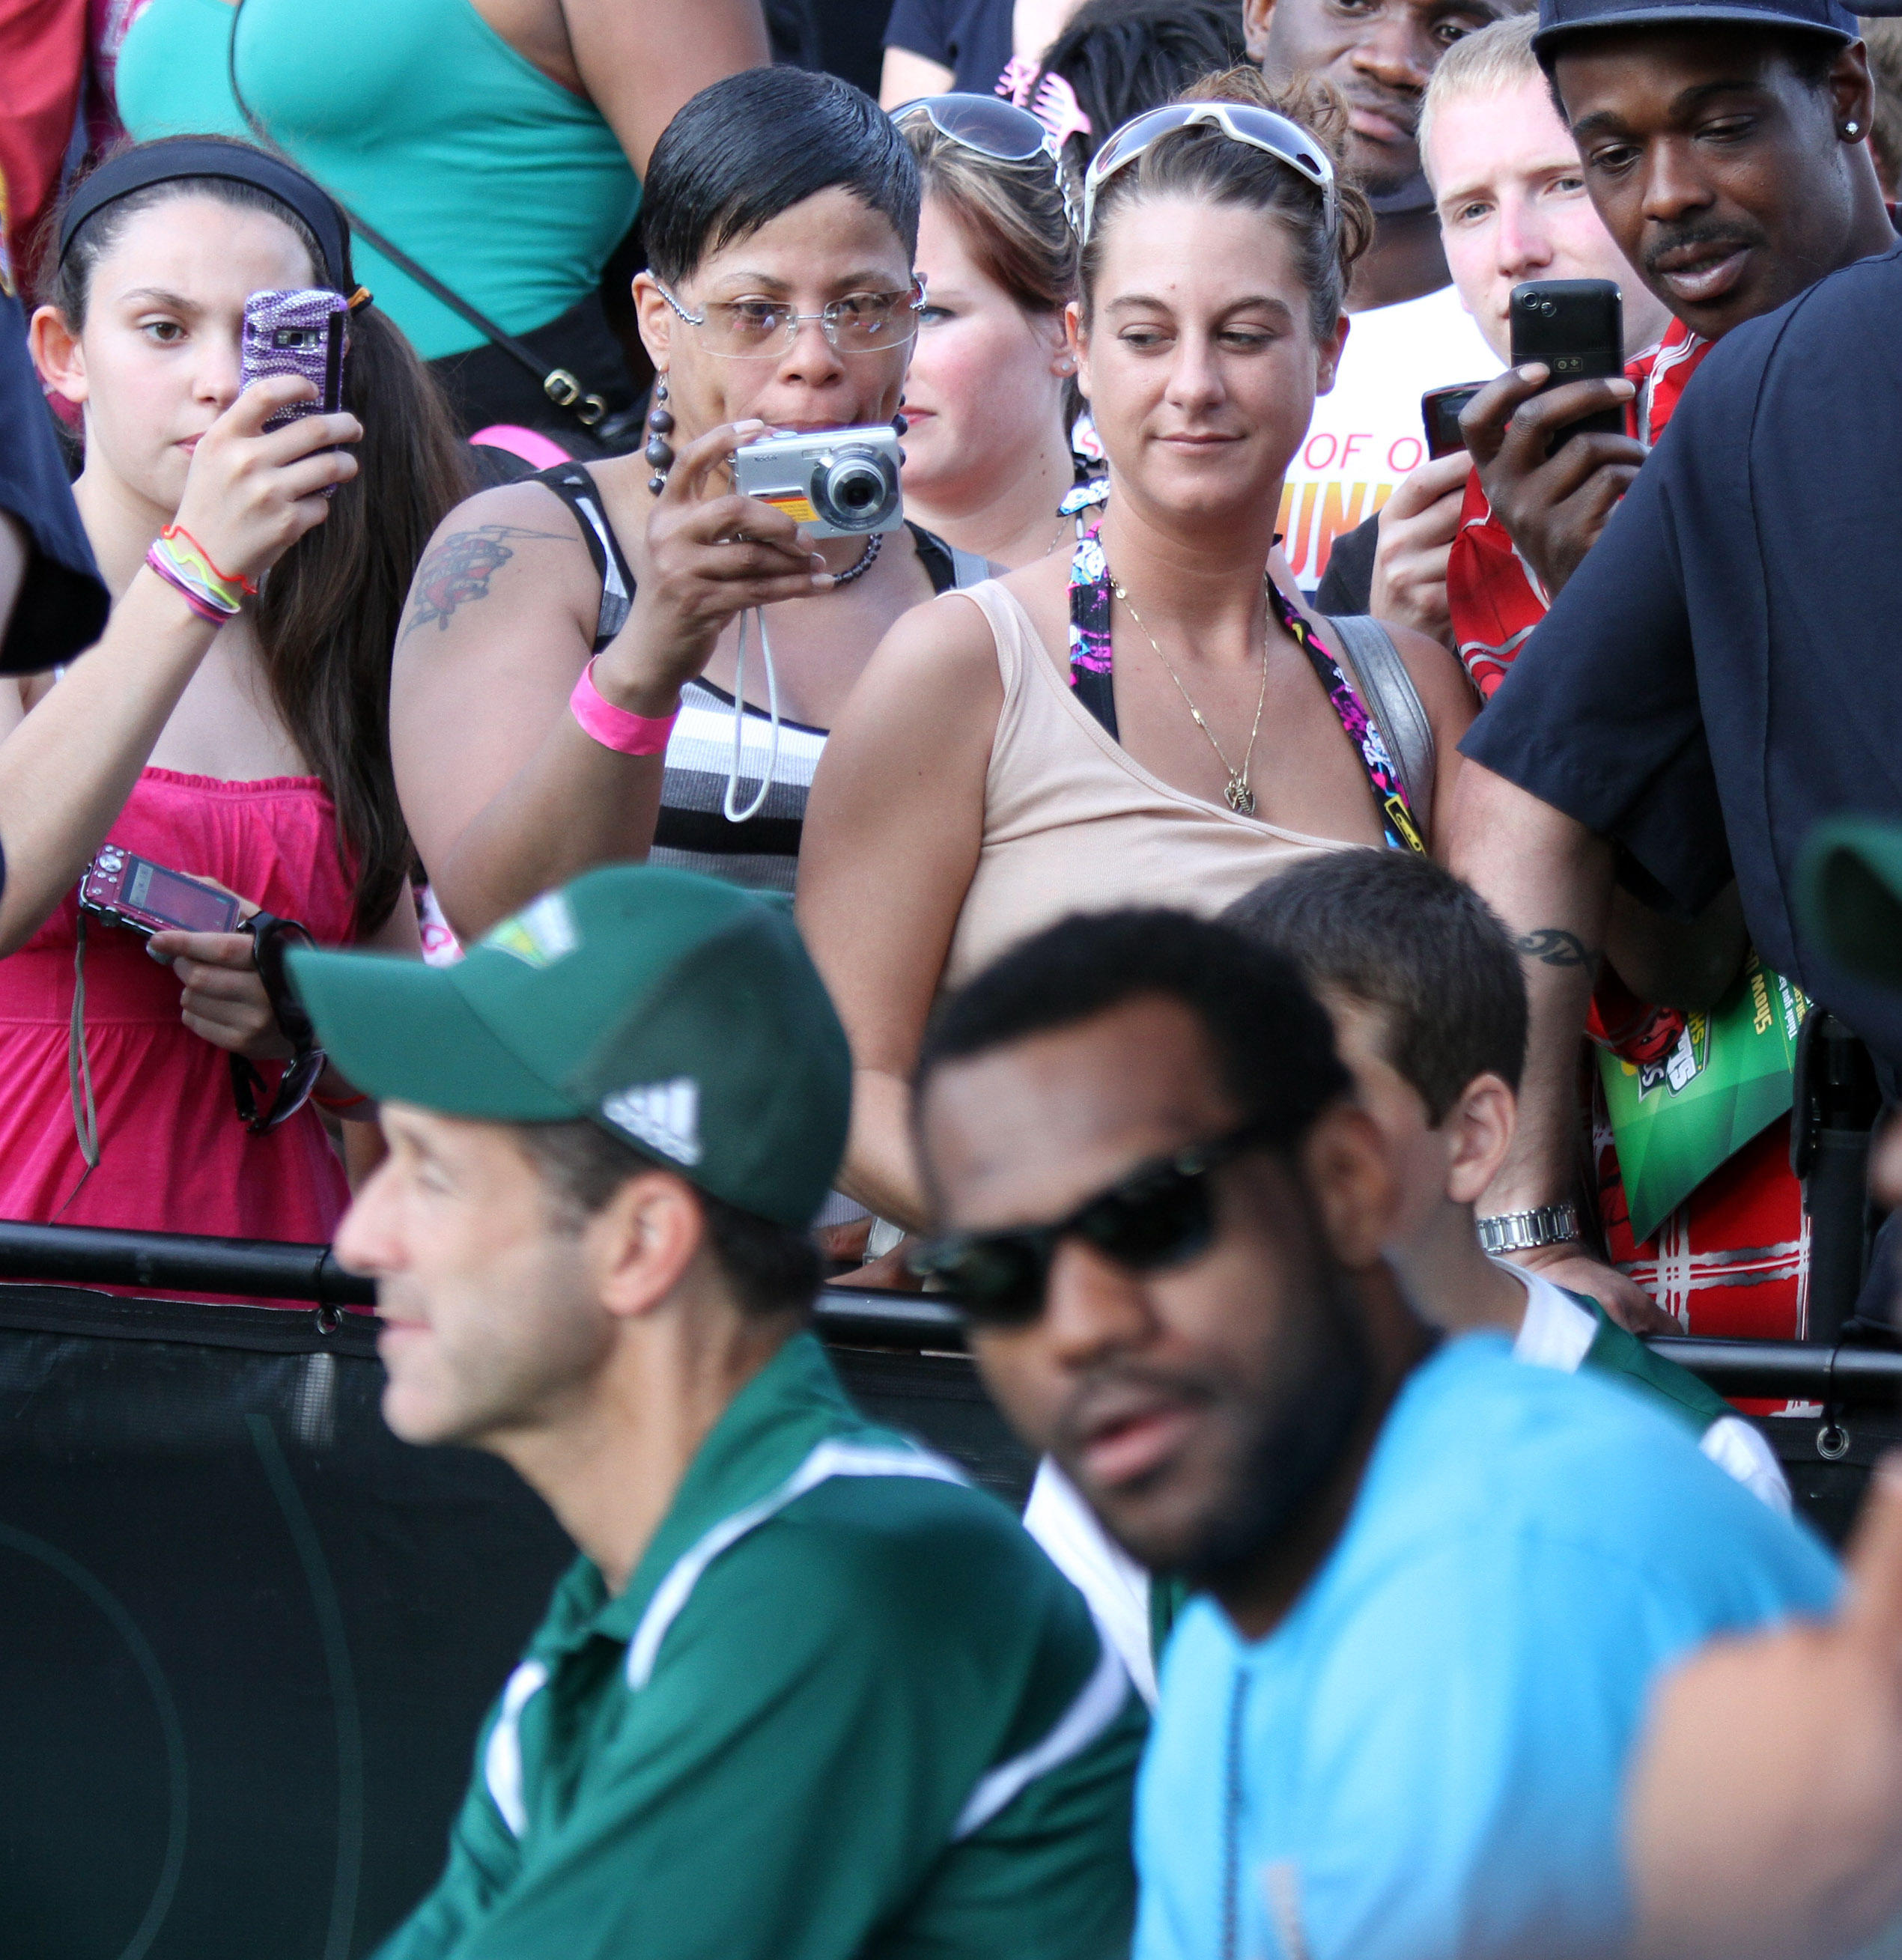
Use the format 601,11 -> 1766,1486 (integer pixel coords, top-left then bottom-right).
239,287 -> 348,433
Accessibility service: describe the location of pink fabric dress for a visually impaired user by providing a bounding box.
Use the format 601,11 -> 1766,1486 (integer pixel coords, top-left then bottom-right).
0,768 -> 357,1262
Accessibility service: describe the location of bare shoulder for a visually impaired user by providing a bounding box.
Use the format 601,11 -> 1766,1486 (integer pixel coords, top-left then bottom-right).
860,580 -> 1004,692
397,478 -> 595,651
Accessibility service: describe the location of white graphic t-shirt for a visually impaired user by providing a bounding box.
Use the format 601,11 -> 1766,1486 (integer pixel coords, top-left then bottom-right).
1279,281 -> 1502,590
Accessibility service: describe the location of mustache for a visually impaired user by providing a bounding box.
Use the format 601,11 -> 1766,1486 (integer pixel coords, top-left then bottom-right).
1641,219 -> 1766,276
1343,82 -> 1421,137
1050,1360 -> 1221,1460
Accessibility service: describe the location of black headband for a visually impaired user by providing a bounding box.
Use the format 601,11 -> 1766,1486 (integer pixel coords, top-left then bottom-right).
57,138 -> 354,291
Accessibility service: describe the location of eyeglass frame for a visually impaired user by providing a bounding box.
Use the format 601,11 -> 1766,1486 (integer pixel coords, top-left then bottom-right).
909,1117 -> 1282,1326
649,276 -> 928,359
1081,102 -> 1337,243
890,93 -> 1083,237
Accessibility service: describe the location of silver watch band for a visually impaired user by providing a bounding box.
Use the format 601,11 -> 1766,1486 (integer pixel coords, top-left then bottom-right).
1476,1202 -> 1580,1255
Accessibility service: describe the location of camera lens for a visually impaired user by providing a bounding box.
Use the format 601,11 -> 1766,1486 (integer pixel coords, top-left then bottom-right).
814,445 -> 899,532
833,464 -> 881,511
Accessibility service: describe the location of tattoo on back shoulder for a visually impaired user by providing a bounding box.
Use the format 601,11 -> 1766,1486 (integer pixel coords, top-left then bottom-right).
1516,928 -> 1600,976
401,525 -> 576,641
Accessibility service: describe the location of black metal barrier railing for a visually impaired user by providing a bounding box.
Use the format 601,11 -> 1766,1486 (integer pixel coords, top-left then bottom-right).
1,1217 -> 1899,1395
0,1220 -> 1894,1958
0,1217 -> 374,1309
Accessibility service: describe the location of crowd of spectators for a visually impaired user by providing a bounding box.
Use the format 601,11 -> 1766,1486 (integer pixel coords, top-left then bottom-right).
6,0 -> 1902,1952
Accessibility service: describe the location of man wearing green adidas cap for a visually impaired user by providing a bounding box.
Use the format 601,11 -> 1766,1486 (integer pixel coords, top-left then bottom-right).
288,863 -> 1143,1960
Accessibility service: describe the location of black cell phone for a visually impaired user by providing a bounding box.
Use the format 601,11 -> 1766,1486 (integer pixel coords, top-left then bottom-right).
1508,279 -> 1625,451
1421,383 -> 1486,460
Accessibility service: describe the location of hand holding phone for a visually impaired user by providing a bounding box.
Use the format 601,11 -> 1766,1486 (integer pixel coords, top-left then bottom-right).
1454,285 -> 1645,597
1421,383 -> 1488,460
162,337 -> 362,596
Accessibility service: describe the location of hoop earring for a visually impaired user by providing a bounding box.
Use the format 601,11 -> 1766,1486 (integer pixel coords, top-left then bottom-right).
645,375 -> 675,495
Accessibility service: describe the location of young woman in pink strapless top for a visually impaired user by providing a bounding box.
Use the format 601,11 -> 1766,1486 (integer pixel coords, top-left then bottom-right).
1,139 -> 464,1254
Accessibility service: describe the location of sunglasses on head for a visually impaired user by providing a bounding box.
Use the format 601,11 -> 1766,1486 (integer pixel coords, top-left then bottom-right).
1081,102 -> 1336,242
891,94 -> 1083,236
911,1119 -> 1277,1327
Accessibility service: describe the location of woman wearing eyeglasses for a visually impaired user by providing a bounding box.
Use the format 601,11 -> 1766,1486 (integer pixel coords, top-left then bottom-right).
893,97 -> 1084,568
389,68 -> 982,937
800,69 -> 1478,1234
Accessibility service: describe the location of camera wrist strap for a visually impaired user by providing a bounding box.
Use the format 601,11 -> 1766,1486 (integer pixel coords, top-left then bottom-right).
61,912 -> 102,1217
723,606 -> 782,825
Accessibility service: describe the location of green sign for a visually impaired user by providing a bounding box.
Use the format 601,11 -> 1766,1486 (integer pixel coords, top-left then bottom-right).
1598,952 -> 1808,1247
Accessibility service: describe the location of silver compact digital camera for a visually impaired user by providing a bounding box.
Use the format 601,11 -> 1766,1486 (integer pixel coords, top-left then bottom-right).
732,425 -> 904,539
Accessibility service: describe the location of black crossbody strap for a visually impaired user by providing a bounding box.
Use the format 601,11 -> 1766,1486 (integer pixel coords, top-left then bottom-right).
224,0 -> 608,428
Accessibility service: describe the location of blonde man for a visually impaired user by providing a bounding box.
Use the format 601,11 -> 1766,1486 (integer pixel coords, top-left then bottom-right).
1326,11 -> 1667,642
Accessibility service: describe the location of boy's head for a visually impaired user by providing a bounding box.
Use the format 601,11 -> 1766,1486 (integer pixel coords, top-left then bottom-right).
1221,853 -> 1527,1245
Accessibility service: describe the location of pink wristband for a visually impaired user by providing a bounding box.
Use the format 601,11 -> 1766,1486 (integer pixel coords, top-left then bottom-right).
568,658 -> 678,756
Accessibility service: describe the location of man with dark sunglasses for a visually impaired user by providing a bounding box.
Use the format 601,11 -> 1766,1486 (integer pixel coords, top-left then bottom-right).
911,905 -> 1835,1960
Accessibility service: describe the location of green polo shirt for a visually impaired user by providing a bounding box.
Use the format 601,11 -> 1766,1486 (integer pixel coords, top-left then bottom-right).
376,1330 -> 1144,1960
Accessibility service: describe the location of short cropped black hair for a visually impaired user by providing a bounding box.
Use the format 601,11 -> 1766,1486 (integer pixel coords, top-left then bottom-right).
916,908 -> 1352,1146
1221,853 -> 1527,1124
642,67 -> 921,284
516,1119 -> 820,1319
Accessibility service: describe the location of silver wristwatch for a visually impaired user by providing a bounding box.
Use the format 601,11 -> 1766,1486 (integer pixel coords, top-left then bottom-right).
1476,1202 -> 1580,1256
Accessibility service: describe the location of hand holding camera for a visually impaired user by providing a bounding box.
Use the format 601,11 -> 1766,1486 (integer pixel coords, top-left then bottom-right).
600,419 -> 884,714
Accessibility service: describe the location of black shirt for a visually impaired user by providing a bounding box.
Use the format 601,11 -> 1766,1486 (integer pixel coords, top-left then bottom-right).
0,290 -> 107,675
881,0 -> 1012,94
1461,241 -> 1902,1071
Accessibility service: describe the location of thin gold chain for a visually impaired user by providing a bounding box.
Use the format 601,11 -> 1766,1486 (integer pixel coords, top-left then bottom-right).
1109,569 -> 1271,816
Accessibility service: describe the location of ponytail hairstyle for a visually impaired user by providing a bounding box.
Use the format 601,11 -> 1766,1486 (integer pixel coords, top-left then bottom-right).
1079,68 -> 1375,344
44,144 -> 469,933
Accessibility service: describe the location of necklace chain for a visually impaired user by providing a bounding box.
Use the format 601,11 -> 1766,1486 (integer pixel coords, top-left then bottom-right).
829,530 -> 882,587
1109,567 -> 1271,815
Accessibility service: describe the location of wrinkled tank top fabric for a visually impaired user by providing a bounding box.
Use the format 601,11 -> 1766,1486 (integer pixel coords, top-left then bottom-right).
942,580 -> 1370,991
115,0 -> 641,362
0,769 -> 357,1293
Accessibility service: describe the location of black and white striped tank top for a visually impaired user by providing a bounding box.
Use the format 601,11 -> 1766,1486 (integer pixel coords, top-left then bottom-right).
537,462 -> 987,893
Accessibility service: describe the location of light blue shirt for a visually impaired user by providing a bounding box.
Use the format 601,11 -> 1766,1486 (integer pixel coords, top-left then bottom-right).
1134,1333 -> 1838,1960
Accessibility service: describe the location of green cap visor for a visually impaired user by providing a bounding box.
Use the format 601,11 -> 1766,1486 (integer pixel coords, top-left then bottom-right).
286,867 -> 851,1229
285,950 -> 579,1121
1798,818 -> 1902,993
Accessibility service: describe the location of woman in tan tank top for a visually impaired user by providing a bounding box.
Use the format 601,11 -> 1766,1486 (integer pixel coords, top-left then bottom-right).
799,70 -> 1477,1230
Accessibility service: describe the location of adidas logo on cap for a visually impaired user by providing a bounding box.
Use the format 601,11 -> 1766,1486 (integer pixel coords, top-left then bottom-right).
601,1077 -> 702,1166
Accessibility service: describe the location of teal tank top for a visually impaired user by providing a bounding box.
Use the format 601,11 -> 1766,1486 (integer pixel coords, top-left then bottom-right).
115,0 -> 642,360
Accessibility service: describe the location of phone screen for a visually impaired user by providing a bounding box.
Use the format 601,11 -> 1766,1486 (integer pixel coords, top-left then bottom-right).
127,862 -> 237,933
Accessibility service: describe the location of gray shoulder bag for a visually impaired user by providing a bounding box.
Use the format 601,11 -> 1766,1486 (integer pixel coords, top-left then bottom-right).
1324,613 -> 1437,844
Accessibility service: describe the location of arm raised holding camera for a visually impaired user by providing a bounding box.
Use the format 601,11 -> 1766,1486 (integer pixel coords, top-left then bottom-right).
391,423 -> 835,944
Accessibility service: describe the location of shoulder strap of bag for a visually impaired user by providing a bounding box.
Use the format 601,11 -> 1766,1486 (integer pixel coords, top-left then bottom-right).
948,546 -> 997,589
1323,613 -> 1436,844
225,0 -> 607,430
